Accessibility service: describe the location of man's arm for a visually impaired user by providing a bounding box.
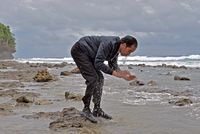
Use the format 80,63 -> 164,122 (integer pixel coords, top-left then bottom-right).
94,41 -> 136,81
108,53 -> 120,71
94,42 -> 114,75
112,70 -> 136,81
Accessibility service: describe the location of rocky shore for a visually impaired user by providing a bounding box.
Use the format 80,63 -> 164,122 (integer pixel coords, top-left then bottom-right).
0,60 -> 103,133
0,60 -> 200,134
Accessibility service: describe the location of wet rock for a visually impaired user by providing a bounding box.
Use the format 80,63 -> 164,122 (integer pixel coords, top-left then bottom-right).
60,67 -> 81,76
60,71 -> 72,76
170,65 -> 180,69
0,63 -> 7,69
50,120 -> 83,130
37,111 -> 61,119
0,81 -> 24,89
22,111 -> 62,120
171,90 -> 193,96
0,103 -> 14,116
156,89 -> 193,97
22,111 -> 60,119
13,91 -> 40,99
49,107 -> 96,131
52,62 -> 68,68
0,89 -> 40,105
159,72 -> 172,76
166,72 -> 172,76
135,88 -> 193,97
161,64 -> 167,67
22,114 -> 40,119
165,65 -> 182,69
15,102 -> 31,107
128,65 -> 133,69
15,95 -> 35,107
129,80 -> 145,86
137,64 -> 146,67
169,98 -> 193,106
154,64 -> 188,69
33,69 -> 53,82
52,99 -> 62,102
70,67 -> 80,74
179,66 -> 188,69
0,61 -> 13,68
0,61 -> 52,82
16,96 -> 33,103
0,89 -> 18,97
23,107 -> 97,132
65,92 -> 83,101
147,80 -> 157,86
139,69 -> 144,72
35,99 -> 53,105
174,76 -> 190,81
28,62 -> 68,68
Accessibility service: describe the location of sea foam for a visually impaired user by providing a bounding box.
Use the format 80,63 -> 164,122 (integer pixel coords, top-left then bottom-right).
15,54 -> 200,68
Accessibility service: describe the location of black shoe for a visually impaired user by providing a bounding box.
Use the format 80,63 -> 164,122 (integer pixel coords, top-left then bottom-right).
80,108 -> 98,123
93,108 -> 112,120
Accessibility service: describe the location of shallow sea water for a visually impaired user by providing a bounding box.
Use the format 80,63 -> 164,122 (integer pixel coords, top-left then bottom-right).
0,65 -> 200,134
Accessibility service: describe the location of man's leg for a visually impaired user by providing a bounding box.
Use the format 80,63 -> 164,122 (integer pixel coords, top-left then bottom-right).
71,44 -> 99,123
92,71 -> 104,109
92,71 -> 112,119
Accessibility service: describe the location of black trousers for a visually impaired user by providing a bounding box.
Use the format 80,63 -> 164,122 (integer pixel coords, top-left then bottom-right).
71,42 -> 104,109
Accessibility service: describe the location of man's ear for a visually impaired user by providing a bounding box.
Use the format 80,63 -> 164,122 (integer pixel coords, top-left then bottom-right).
121,43 -> 126,48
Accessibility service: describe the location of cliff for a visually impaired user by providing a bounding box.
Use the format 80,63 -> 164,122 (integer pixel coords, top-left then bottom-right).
0,23 -> 16,59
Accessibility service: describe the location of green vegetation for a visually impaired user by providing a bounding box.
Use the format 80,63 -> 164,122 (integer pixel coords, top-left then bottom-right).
0,22 -> 16,51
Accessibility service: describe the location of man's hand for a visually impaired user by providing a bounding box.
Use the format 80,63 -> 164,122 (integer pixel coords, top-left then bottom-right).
124,74 -> 136,81
112,70 -> 136,81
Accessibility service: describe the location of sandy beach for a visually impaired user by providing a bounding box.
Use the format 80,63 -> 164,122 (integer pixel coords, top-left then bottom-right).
0,60 -> 200,134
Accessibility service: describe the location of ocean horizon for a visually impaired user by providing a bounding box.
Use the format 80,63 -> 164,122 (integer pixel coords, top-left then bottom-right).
13,54 -> 200,68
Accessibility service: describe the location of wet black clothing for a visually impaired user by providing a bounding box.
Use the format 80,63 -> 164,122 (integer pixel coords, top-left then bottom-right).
74,36 -> 120,75
71,36 -> 121,111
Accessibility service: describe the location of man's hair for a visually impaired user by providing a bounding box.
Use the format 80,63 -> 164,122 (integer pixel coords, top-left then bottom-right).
120,35 -> 138,47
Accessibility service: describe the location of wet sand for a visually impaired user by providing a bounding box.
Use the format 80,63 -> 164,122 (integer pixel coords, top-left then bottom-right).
0,60 -> 200,134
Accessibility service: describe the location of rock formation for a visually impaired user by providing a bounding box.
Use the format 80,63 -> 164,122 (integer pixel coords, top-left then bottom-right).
0,23 -> 16,59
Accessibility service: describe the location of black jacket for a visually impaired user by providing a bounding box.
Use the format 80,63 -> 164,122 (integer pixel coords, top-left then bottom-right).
77,36 -> 120,75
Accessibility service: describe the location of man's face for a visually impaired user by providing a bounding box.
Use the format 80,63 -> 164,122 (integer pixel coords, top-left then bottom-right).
120,43 -> 137,56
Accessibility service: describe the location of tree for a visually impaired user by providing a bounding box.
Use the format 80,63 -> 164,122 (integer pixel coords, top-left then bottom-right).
0,22 -> 16,59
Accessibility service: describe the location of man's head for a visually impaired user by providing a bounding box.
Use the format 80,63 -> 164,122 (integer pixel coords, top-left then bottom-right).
119,35 -> 138,56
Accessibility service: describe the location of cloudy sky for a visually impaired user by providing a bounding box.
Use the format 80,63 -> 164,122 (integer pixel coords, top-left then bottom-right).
0,0 -> 200,58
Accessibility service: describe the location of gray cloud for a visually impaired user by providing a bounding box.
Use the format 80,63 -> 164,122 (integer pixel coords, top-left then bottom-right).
0,0 -> 200,57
